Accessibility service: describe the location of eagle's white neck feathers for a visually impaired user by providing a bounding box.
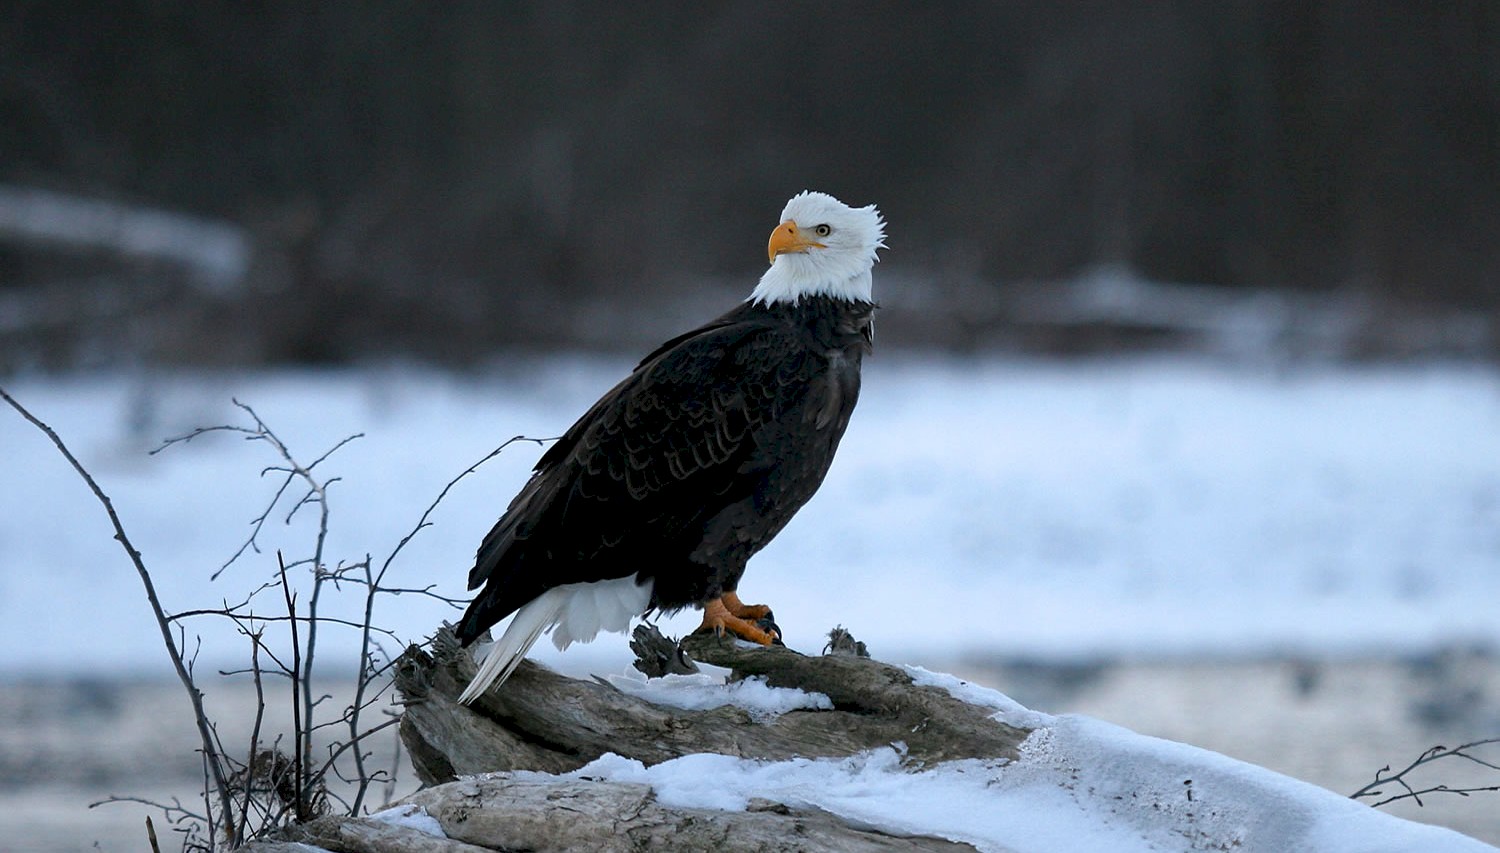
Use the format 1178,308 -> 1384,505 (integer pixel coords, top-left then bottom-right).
750,191 -> 885,306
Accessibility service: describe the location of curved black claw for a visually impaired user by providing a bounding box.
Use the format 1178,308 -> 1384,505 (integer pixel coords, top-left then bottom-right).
755,609 -> 784,647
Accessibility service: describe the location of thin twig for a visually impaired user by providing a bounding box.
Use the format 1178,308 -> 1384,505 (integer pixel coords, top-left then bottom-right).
371,584 -> 470,607
348,555 -> 378,814
1,387 -> 240,847
88,795 -> 207,824
316,717 -> 402,777
277,552 -> 308,821
1353,738 -> 1500,808
172,609 -> 402,639
165,578 -> 284,623
376,435 -> 548,587
237,627 -> 268,844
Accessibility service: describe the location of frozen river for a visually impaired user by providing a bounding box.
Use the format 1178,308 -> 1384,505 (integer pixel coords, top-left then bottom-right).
4,354 -> 1499,674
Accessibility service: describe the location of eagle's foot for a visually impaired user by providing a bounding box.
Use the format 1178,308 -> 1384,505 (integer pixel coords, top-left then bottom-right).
695,597 -> 781,645
721,590 -> 772,621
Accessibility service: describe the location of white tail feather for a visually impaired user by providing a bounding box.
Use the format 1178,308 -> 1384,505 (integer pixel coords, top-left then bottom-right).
551,573 -> 651,648
457,589 -> 565,704
458,574 -> 652,704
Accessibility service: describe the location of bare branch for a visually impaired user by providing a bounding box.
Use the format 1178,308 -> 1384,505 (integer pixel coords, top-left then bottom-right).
154,404 -> 361,585
375,435 -> 549,587
171,609 -> 402,640
151,422 -> 261,454
1353,738 -> 1500,808
1,386 -> 240,846
302,432 -> 365,473
347,556 -> 380,814
237,628 -> 269,844
216,470 -> 296,578
89,794 -> 207,824
276,552 -> 311,822
372,584 -> 469,608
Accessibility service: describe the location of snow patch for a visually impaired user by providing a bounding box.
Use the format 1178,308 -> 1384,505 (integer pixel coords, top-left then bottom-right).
558,712 -> 1497,853
604,671 -> 834,719
367,803 -> 446,838
903,664 -> 1053,729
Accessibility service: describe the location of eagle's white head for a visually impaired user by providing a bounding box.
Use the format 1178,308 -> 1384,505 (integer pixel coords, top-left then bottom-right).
749,191 -> 886,306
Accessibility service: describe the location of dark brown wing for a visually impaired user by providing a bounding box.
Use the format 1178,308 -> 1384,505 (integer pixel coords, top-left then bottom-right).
455,306 -> 814,643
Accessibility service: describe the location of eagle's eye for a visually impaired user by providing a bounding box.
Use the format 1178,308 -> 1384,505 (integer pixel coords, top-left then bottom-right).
813,224 -> 832,238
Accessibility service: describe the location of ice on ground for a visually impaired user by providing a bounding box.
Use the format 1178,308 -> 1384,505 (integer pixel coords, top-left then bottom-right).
604,670 -> 833,719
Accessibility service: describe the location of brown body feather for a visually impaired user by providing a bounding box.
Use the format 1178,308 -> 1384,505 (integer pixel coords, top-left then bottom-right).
455,295 -> 874,646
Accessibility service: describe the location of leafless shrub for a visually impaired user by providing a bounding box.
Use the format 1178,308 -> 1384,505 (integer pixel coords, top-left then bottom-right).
0,385 -> 540,849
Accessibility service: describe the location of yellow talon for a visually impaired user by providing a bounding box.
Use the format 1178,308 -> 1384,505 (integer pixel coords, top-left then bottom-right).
696,596 -> 777,645
722,590 -> 771,620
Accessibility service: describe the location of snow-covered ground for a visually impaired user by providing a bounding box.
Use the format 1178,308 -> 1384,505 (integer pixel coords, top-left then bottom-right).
3,355 -> 1500,677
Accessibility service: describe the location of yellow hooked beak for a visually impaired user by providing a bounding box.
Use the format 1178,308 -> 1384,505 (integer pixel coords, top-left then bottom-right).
767,219 -> 825,264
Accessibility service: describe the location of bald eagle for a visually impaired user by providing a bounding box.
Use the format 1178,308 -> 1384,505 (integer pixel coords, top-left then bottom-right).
456,191 -> 885,702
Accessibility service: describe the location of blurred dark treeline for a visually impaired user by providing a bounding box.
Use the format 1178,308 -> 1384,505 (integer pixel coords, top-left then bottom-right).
1,1 -> 1497,369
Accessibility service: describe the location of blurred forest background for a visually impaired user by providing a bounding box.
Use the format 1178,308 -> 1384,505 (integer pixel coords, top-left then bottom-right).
2,1 -> 1498,370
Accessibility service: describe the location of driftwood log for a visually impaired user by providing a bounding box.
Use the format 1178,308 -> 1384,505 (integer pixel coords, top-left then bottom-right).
258,626 -> 1032,852
273,777 -> 982,853
397,625 -> 1028,783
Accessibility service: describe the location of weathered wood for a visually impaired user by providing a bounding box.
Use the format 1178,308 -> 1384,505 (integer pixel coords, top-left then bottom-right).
401,775 -> 985,853
681,632 -> 1026,765
270,813 -> 494,853
350,627 -> 1036,851
629,620 -> 702,677
394,627 -> 1029,785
